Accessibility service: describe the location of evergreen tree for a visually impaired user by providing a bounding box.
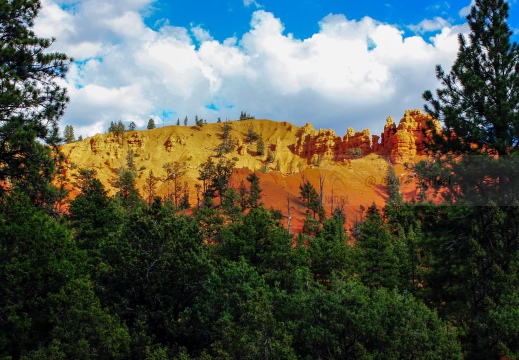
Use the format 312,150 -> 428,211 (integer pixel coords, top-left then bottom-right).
0,0 -> 71,197
383,164 -> 405,226
198,157 -> 216,198
247,172 -> 262,208
213,157 -> 235,204
112,120 -> 125,135
63,125 -> 75,143
309,215 -> 353,284
108,121 -> 116,132
129,121 -> 136,131
176,118 -> 180,126
238,179 -> 248,210
142,170 -> 158,205
126,148 -> 136,172
179,181 -> 190,209
0,192 -> 130,358
147,118 -> 156,130
115,167 -> 139,205
354,203 -> 401,289
217,122 -> 235,156
423,0 -> 519,156
184,116 -> 188,126
299,179 -> 323,219
257,136 -> 265,156
163,161 -> 186,206
246,123 -> 260,143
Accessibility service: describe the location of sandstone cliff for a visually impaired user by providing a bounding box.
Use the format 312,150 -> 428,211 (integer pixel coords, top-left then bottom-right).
59,109 -> 437,231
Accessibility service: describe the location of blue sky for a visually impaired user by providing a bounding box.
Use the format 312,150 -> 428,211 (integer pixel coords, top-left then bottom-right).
33,0 -> 519,137
148,0 -> 470,41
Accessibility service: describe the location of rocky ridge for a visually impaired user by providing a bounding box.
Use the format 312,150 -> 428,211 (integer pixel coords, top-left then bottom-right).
59,109 -> 437,230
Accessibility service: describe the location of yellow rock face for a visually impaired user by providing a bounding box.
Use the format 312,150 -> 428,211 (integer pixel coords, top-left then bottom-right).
59,113 -> 436,231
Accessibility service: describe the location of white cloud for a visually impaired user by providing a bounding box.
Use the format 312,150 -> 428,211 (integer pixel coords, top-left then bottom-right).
35,1 -> 466,138
459,0 -> 475,17
191,25 -> 213,43
243,0 -> 262,9
409,17 -> 451,34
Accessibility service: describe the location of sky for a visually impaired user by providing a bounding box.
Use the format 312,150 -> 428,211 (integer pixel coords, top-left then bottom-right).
33,0 -> 519,138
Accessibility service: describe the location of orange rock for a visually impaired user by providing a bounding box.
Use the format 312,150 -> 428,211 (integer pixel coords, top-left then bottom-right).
58,112 -> 440,233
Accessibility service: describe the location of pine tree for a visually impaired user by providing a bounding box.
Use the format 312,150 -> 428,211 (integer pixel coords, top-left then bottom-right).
247,172 -> 262,208
129,121 -> 136,131
115,120 -> 125,134
354,203 -> 400,290
257,136 -> 265,156
184,116 -> 188,126
246,123 -> 259,143
115,167 -> 139,204
163,161 -> 186,206
0,0 -> 71,197
63,125 -> 75,144
108,121 -> 116,132
423,0 -> 519,156
142,170 -> 158,205
147,118 -> 156,130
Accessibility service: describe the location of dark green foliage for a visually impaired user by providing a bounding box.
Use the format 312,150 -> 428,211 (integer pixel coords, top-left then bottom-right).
354,203 -> 401,289
147,118 -> 156,129
0,192 -> 129,359
68,169 -> 120,254
109,120 -> 126,134
421,204 -> 519,358
221,187 -> 242,221
129,121 -> 136,131
197,156 -> 235,205
299,179 -> 324,219
180,259 -> 296,359
115,167 -> 140,206
246,123 -> 260,143
239,111 -> 255,120
0,0 -> 71,197
96,204 -> 211,356
257,135 -> 265,155
41,278 -> 131,359
285,279 -> 461,359
246,172 -> 262,208
216,121 -> 235,156
309,215 -> 353,283
195,114 -> 204,126
0,192 -> 78,357
423,0 -> 519,156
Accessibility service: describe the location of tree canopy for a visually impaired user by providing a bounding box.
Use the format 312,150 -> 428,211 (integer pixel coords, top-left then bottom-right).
0,0 -> 71,197
423,0 -> 519,156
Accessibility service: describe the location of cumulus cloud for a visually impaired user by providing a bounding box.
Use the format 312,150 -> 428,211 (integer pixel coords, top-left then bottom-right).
35,0 -> 466,137
408,17 -> 451,34
243,0 -> 262,9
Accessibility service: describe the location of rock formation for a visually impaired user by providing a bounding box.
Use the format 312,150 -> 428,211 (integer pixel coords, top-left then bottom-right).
372,109 -> 440,163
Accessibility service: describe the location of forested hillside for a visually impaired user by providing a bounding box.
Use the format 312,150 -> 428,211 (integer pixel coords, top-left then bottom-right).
1,0 -> 519,359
